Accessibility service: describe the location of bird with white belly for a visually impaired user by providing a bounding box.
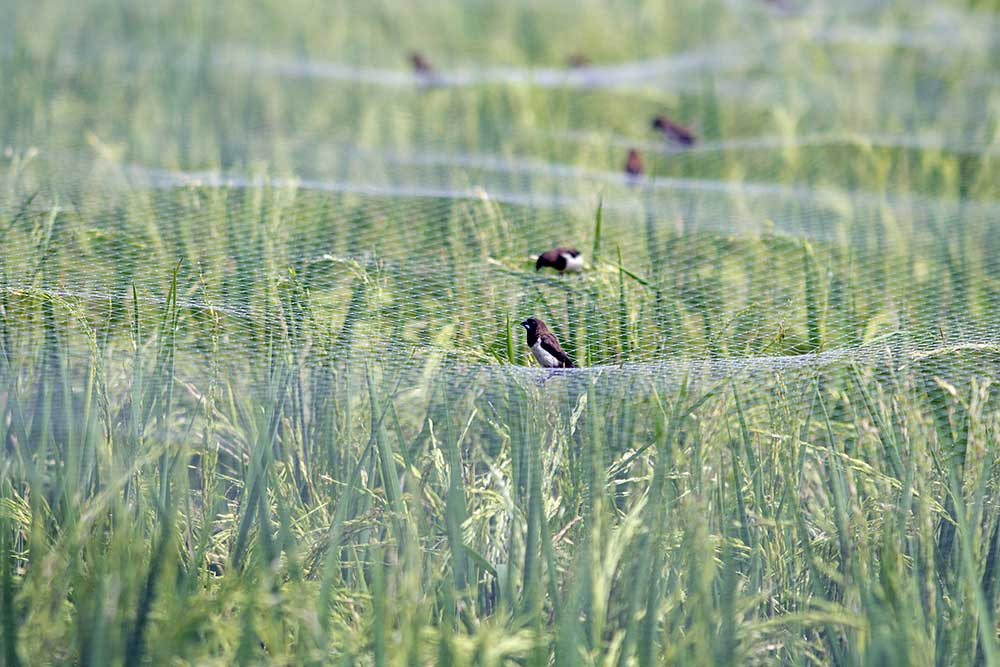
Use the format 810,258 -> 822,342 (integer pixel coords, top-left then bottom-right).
520,317 -> 574,368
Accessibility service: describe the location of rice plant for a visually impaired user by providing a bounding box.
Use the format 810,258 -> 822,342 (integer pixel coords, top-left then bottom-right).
1,0 -> 999,664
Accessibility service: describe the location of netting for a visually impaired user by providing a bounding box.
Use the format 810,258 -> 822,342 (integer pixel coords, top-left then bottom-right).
2,0 -> 1000,664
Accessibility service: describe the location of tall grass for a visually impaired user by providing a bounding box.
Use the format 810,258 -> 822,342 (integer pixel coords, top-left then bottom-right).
2,0 -> 1000,664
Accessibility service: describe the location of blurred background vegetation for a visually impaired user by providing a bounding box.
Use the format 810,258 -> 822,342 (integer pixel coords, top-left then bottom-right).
1,0 -> 999,664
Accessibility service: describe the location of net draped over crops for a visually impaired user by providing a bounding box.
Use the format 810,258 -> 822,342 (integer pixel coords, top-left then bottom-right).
1,0 -> 1000,664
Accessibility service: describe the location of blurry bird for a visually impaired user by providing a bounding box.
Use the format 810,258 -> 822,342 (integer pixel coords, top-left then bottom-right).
624,149 -> 644,180
409,51 -> 434,75
567,53 -> 592,68
535,247 -> 583,273
652,115 -> 696,147
521,317 -> 574,368
410,51 -> 434,74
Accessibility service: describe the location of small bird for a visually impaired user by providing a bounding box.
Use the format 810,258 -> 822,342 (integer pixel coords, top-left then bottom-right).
567,53 -> 592,69
624,149 -> 644,179
410,51 -> 444,87
651,115 -> 696,147
410,51 -> 434,75
521,317 -> 574,368
536,247 -> 583,273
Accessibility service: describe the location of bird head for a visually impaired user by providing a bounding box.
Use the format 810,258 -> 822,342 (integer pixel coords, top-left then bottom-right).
520,318 -> 539,334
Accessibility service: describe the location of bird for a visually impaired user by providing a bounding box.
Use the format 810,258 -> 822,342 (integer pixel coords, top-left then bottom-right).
651,115 -> 696,147
624,149 -> 644,179
535,247 -> 583,273
521,317 -> 574,368
566,53 -> 592,68
409,51 -> 445,86
409,51 -> 434,75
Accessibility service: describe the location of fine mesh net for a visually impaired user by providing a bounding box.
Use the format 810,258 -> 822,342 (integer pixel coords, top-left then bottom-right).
2,0 -> 1000,663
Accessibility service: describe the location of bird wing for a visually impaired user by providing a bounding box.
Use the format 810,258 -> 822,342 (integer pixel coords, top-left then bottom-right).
666,121 -> 694,144
539,332 -> 574,368
554,247 -> 580,257
539,249 -> 563,264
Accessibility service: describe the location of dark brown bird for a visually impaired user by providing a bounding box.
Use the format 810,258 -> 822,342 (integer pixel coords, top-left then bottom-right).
535,247 -> 583,273
409,51 -> 434,75
567,53 -> 592,69
624,149 -> 644,179
521,317 -> 574,368
652,115 -> 696,147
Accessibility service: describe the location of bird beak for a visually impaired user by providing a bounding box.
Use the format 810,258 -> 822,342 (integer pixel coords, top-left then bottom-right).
520,321 -> 529,329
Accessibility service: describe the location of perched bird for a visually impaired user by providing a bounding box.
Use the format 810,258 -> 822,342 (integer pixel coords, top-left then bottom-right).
536,247 -> 583,273
624,149 -> 644,179
410,51 -> 445,88
566,53 -> 592,69
409,51 -> 434,75
410,51 -> 445,86
652,115 -> 696,147
521,317 -> 574,368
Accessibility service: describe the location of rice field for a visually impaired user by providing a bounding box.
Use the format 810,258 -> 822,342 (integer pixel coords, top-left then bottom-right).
2,0 -> 1000,664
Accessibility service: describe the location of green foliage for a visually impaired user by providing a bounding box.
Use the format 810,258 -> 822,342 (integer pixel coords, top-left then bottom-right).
1,0 -> 999,665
